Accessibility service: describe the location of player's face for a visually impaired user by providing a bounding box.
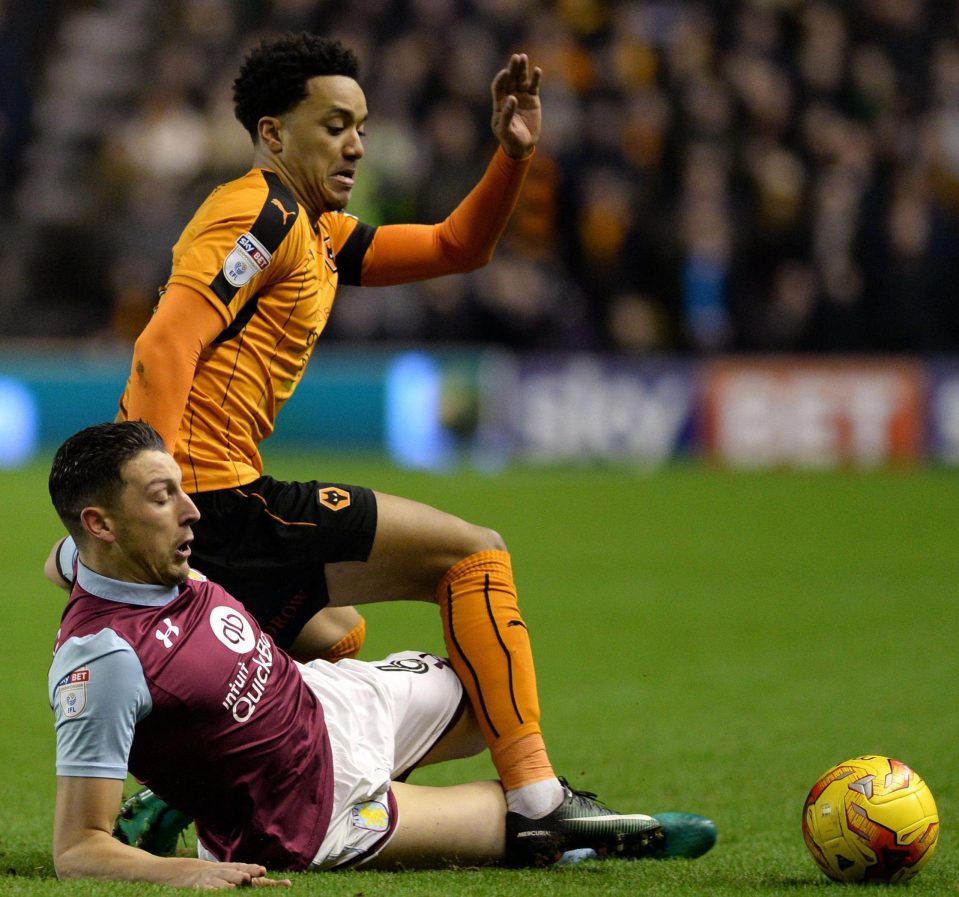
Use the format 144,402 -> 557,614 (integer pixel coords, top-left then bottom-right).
278,75 -> 367,214
108,450 -> 200,587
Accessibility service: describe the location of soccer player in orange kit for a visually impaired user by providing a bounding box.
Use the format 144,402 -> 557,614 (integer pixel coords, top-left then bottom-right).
61,34 -> 709,855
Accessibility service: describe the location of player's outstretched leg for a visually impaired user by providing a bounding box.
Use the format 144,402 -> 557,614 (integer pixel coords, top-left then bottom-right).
505,778 -> 717,867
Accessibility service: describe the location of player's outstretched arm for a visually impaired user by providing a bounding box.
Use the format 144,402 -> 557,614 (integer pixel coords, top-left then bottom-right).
357,53 -> 542,286
123,284 -> 225,453
490,53 -> 542,159
53,776 -> 291,889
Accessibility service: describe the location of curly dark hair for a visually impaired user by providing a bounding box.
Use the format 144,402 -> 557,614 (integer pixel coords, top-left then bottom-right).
233,33 -> 360,140
49,421 -> 166,538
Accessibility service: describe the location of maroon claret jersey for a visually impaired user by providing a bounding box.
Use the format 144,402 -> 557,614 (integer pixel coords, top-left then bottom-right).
50,562 -> 335,869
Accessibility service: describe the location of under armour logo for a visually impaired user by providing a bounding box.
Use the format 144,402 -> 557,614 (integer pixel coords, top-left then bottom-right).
271,198 -> 297,225
155,618 -> 180,649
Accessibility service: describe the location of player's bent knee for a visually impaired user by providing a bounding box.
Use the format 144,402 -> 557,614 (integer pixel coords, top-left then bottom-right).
437,523 -> 507,575
463,524 -> 507,556
289,607 -> 365,663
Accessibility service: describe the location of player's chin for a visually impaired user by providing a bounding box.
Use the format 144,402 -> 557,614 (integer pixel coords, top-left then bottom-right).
161,559 -> 191,587
322,186 -> 351,211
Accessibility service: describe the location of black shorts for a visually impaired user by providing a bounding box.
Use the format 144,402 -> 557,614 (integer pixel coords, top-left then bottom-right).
189,476 -> 377,649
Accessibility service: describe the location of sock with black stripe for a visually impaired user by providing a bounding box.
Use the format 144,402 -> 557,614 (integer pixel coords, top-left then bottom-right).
436,550 -> 560,812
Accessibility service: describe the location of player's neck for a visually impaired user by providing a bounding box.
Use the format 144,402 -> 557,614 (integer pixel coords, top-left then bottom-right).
249,151 -> 323,221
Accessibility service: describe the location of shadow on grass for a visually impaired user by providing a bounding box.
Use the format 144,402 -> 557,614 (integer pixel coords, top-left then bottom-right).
2,847 -> 56,880
757,871 -> 860,889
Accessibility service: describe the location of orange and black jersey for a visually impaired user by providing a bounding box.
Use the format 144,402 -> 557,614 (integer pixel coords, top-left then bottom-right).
119,147 -> 532,492
121,169 -> 372,491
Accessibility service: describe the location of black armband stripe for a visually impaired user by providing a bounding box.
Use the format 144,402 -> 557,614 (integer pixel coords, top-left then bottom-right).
336,221 -> 377,286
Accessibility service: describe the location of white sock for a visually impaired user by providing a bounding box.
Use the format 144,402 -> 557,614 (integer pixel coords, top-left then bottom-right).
506,777 -> 565,819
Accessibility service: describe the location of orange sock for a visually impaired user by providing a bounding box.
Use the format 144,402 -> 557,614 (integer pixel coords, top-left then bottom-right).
436,550 -> 555,791
319,615 -> 366,662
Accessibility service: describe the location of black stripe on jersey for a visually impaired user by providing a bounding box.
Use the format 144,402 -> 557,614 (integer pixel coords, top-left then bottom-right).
209,170 -> 300,306
212,294 -> 261,345
336,220 -> 377,286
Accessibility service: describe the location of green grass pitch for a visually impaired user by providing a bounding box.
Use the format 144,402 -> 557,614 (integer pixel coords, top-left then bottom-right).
2,448 -> 957,895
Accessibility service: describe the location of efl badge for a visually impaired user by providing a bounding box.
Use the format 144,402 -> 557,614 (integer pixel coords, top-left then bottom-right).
223,232 -> 272,287
351,800 -> 390,832
318,487 -> 351,511
58,668 -> 90,717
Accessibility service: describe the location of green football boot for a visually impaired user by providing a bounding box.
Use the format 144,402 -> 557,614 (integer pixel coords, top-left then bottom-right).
508,778 -> 717,867
112,787 -> 194,856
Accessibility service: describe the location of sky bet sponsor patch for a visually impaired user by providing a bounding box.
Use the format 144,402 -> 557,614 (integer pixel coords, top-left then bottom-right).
57,668 -> 90,717
223,232 -> 272,287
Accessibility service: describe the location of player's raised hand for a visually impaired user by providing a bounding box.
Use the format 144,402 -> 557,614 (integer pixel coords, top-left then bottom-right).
490,53 -> 542,159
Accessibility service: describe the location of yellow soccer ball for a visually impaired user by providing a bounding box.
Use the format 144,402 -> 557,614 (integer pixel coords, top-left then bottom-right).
802,755 -> 939,883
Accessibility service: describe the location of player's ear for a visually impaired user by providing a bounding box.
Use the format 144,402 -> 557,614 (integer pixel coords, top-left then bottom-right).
257,116 -> 284,152
79,506 -> 117,544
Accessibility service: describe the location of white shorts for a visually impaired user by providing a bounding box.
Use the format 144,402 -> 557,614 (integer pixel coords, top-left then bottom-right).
301,650 -> 465,868
198,651 -> 464,869
300,651 -> 463,869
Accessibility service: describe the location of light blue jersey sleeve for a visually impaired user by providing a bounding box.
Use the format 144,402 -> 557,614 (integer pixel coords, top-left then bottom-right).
48,630 -> 152,779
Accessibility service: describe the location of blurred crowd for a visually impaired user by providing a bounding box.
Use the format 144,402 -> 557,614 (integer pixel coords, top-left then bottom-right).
4,0 -> 959,354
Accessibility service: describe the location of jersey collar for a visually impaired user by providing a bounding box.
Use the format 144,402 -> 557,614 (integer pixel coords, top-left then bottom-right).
76,561 -> 179,607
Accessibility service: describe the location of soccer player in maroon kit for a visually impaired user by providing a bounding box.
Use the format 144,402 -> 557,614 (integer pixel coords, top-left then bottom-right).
47,422 -> 715,886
